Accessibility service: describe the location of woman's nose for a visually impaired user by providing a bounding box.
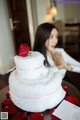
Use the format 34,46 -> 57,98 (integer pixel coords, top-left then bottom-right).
52,38 -> 57,43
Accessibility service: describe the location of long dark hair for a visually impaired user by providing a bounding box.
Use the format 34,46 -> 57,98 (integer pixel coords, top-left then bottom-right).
33,22 -> 58,66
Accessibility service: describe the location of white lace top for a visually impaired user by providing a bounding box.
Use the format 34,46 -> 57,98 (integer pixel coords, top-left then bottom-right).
47,48 -> 80,77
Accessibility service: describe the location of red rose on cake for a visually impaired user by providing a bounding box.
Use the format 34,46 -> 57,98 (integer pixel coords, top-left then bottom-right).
17,43 -> 30,57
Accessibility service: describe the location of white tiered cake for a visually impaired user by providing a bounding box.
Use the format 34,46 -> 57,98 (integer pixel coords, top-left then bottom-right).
9,51 -> 66,112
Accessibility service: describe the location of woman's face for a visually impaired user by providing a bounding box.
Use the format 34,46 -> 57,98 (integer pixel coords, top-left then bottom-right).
45,28 -> 58,51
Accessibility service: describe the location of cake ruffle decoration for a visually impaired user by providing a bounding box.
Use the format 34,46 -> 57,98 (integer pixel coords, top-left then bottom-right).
17,43 -> 30,57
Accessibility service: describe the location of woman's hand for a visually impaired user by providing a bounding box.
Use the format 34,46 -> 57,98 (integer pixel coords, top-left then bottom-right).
52,52 -> 73,70
52,52 -> 66,69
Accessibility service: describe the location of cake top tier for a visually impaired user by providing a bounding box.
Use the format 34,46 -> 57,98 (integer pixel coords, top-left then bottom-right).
14,51 -> 45,70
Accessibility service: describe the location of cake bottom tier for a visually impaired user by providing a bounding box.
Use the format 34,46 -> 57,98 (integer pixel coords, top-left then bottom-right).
10,87 -> 66,112
9,70 -> 66,112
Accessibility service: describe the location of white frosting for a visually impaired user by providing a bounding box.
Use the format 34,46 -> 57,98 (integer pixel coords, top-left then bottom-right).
9,69 -> 66,112
14,52 -> 48,79
9,51 -> 66,112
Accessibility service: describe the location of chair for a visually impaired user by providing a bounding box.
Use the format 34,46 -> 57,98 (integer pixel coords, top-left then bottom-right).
54,20 -> 70,46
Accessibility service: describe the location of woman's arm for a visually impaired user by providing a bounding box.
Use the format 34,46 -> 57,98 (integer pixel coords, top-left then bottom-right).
52,50 -> 80,73
62,49 -> 80,73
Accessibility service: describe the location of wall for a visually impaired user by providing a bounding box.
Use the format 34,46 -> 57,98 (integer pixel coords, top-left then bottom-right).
0,0 -> 15,74
55,4 -> 80,22
55,4 -> 65,22
26,0 -> 35,50
26,0 -> 50,49
64,4 -> 80,22
32,1 -> 80,25
36,0 -> 50,25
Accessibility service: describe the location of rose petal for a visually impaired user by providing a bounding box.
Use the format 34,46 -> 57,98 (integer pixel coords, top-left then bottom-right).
30,113 -> 44,120
6,91 -> 10,98
65,95 -> 79,105
62,85 -> 68,92
2,105 -> 17,116
14,111 -> 27,120
1,99 -> 13,108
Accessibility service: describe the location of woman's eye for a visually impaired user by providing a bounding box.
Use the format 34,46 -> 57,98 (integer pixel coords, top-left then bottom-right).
49,35 -> 58,39
50,35 -> 53,39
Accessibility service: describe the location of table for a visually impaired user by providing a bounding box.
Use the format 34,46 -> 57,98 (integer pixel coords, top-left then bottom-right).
0,81 -> 80,120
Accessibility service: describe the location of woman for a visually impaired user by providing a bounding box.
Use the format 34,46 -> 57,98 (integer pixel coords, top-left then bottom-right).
33,22 -> 80,78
